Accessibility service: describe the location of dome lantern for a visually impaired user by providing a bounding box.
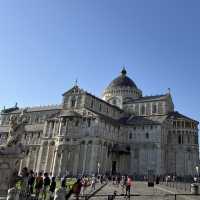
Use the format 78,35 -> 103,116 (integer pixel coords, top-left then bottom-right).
121,67 -> 127,76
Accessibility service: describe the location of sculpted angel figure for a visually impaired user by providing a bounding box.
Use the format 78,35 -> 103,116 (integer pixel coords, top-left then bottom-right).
0,109 -> 28,155
6,113 -> 26,147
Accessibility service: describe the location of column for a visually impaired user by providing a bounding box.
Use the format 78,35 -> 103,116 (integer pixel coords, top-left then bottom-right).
36,142 -> 45,172
90,141 -> 98,174
52,146 -> 62,176
26,147 -> 32,168
58,149 -> 64,177
44,143 -> 50,172
82,142 -> 88,174
43,121 -> 48,137
73,145 -> 80,175
33,147 -> 40,172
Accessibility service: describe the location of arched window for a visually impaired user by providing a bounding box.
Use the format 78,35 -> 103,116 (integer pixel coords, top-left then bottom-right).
91,100 -> 94,108
129,133 -> 132,139
87,118 -> 91,127
75,120 -> 79,127
141,105 -> 145,115
178,135 -> 182,144
71,98 -> 76,108
146,132 -> 149,139
113,99 -> 117,105
152,104 -> 157,114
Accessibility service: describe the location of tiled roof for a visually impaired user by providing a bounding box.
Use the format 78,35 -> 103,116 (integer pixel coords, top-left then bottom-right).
1,105 -> 62,114
127,116 -> 159,125
119,115 -> 160,125
167,111 -> 198,123
59,110 -> 82,117
125,94 -> 168,103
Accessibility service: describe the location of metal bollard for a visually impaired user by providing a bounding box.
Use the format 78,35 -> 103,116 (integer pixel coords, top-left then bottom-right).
7,187 -> 19,200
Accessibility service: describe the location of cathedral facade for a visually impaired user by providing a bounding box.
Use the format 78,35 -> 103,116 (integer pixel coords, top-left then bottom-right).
0,69 -> 199,177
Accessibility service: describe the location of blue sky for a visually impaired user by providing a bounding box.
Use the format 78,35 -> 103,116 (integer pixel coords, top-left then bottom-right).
0,0 -> 200,128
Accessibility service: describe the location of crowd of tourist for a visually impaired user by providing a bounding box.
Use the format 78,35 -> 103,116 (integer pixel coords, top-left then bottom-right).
17,167 -> 107,199
16,167 -> 134,200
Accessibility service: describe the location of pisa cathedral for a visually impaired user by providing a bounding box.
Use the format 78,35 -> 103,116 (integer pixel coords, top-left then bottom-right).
0,68 -> 199,177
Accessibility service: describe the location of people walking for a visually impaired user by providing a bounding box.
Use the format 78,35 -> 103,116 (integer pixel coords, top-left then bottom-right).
91,176 -> 96,191
35,172 -> 44,198
42,172 -> 50,200
49,177 -> 56,200
125,176 -> 132,198
28,170 -> 35,194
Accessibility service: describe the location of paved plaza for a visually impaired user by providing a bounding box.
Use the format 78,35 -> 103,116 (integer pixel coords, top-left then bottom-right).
87,181 -> 200,200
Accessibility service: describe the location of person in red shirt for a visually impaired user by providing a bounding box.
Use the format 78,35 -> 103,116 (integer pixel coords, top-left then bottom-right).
126,176 -> 132,197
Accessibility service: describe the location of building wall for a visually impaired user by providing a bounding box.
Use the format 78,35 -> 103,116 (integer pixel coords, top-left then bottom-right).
0,88 -> 199,177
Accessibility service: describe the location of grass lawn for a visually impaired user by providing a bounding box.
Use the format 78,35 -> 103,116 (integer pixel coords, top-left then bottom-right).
15,177 -> 77,199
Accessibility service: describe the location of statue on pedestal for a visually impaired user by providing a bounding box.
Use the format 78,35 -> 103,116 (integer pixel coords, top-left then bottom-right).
0,110 -> 28,155
0,109 -> 29,196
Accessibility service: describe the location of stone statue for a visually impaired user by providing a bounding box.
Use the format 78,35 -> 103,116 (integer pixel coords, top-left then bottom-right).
0,110 -> 29,196
0,110 -> 28,155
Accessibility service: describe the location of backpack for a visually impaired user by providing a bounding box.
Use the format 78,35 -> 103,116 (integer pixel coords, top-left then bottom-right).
36,176 -> 43,189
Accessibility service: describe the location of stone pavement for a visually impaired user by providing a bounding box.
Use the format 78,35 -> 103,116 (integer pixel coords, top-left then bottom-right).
88,181 -> 200,200
70,182 -> 107,199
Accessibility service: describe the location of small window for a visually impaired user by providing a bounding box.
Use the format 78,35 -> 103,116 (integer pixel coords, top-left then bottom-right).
113,99 -> 117,105
152,104 -> 157,113
129,133 -> 132,139
35,117 -> 39,123
75,120 -> 79,127
87,119 -> 91,127
146,132 -> 149,139
91,100 -> 94,108
187,135 -> 190,143
71,98 -> 76,108
141,105 -> 145,115
182,121 -> 185,128
99,104 -> 102,111
178,135 -> 181,144
177,121 -> 180,128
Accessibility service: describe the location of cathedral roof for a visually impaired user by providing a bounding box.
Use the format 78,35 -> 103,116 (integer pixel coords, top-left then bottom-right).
59,110 -> 82,117
167,111 -> 198,123
106,68 -> 138,90
125,94 -> 168,104
127,116 -> 160,125
119,115 -> 160,125
3,105 -> 62,114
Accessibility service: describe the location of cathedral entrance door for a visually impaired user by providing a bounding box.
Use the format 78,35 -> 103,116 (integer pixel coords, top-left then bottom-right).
112,161 -> 117,175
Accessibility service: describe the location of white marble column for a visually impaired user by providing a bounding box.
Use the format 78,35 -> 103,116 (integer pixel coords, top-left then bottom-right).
44,143 -> 50,172
90,141 -> 99,174
52,146 -> 62,176
82,143 -> 88,174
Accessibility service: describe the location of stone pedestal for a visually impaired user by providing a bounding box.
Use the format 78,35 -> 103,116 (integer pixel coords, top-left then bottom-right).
0,154 -> 24,196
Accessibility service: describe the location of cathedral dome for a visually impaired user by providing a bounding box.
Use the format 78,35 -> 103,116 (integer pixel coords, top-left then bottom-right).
106,68 -> 138,90
102,68 -> 142,107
